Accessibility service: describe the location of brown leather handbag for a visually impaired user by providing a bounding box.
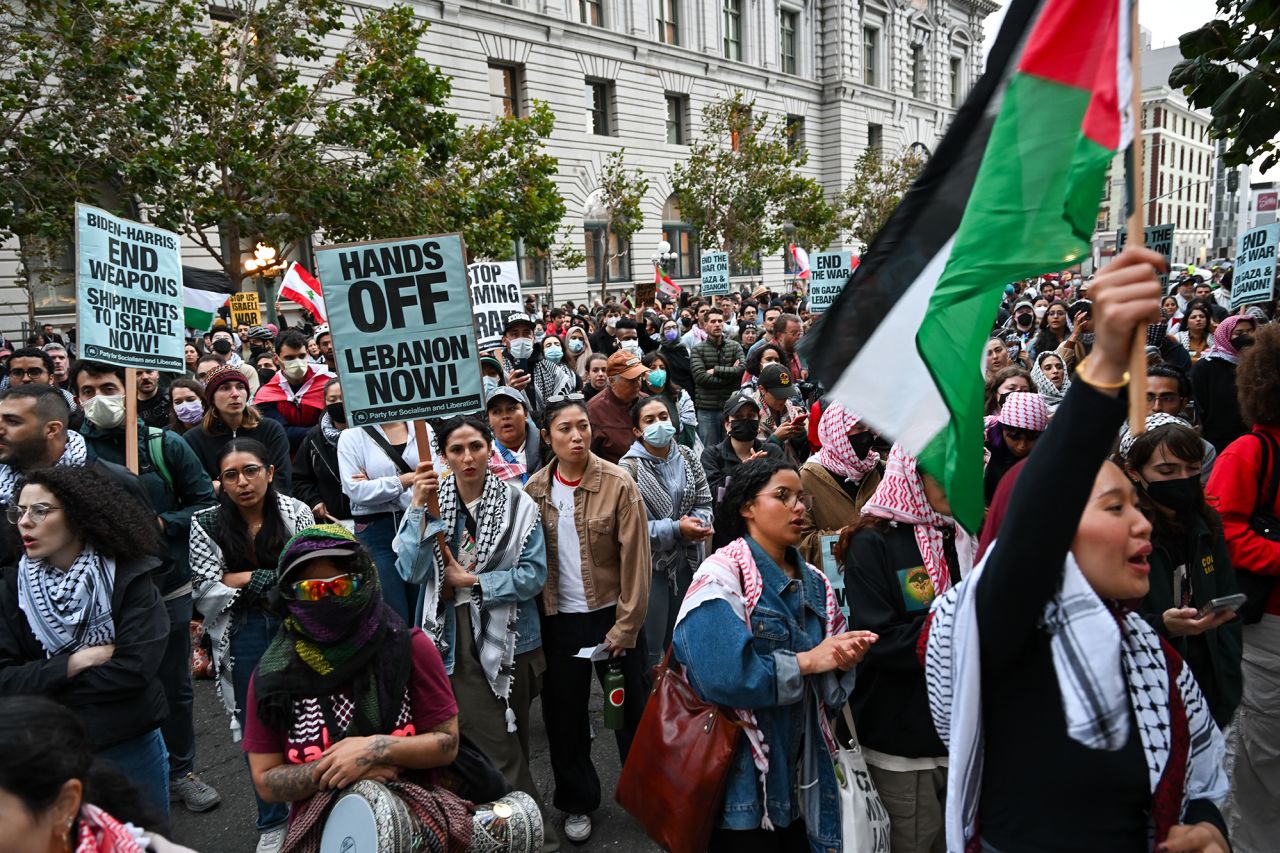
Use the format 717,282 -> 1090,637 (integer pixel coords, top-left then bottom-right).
615,649 -> 743,853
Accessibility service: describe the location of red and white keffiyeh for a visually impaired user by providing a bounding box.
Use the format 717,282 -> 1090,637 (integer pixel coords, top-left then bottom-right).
996,391 -> 1050,432
75,804 -> 144,853
816,402 -> 879,483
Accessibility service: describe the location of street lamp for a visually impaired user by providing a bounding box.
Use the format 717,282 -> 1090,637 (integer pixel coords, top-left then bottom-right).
243,242 -> 287,326
650,239 -> 677,276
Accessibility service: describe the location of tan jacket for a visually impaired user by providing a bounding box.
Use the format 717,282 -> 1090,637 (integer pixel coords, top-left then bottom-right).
525,452 -> 652,648
798,459 -> 883,566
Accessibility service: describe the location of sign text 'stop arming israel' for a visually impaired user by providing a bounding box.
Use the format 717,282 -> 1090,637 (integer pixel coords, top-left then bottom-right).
467,261 -> 523,351
1233,223 -> 1279,310
1116,223 -> 1174,289
316,234 -> 484,426
807,251 -> 853,313
700,251 -> 730,297
75,203 -> 184,372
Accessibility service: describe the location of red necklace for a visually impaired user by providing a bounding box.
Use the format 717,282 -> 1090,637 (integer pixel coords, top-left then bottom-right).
554,467 -> 582,488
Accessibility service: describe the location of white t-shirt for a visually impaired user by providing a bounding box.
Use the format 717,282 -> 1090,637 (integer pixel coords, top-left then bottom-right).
552,477 -> 591,613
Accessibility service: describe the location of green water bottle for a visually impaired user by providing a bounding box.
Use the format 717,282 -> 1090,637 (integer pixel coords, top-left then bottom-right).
603,662 -> 625,730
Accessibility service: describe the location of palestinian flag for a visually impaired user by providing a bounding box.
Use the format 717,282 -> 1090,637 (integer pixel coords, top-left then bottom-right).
655,266 -> 681,299
183,281 -> 230,332
804,0 -> 1133,532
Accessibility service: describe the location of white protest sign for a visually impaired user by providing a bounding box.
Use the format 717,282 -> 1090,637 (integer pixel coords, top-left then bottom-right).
75,203 -> 184,372
1233,223 -> 1279,309
316,233 -> 484,426
467,261 -> 523,351
700,251 -> 730,297
807,251 -> 853,313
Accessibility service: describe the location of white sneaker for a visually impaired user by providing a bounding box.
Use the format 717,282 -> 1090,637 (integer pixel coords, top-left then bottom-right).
256,826 -> 286,853
563,813 -> 592,844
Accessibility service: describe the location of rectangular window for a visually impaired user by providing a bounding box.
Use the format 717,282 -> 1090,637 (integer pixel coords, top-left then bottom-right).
780,10 -> 797,75
863,26 -> 879,87
950,56 -> 963,107
583,225 -> 630,283
657,0 -> 678,45
868,122 -> 883,158
911,43 -> 925,99
785,114 -> 804,152
579,0 -> 602,26
584,80 -> 612,135
487,63 -> 522,119
665,93 -> 687,144
723,0 -> 742,60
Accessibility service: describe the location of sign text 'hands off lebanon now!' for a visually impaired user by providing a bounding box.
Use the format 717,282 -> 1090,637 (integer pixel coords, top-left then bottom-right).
76,203 -> 185,372
316,234 -> 484,427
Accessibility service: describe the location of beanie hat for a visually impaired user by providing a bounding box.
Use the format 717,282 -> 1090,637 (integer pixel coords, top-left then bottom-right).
203,365 -> 249,404
997,391 -> 1050,432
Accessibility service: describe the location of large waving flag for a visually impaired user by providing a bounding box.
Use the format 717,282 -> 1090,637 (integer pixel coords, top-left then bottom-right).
803,0 -> 1132,532
280,262 -> 326,323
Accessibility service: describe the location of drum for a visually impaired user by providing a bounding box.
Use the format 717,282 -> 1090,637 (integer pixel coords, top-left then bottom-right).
320,780 -> 420,853
468,791 -> 543,853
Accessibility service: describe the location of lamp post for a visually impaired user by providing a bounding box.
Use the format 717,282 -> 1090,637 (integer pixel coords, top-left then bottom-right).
243,242 -> 287,326
651,239 -> 677,276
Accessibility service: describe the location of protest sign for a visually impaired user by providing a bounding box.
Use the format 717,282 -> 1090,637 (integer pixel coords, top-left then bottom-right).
229,292 -> 262,328
1116,223 -> 1174,288
808,251 -> 853,313
467,260 -> 523,350
700,251 -> 730,297
817,534 -> 848,622
1232,223 -> 1279,309
75,203 -> 183,372
316,233 -> 483,426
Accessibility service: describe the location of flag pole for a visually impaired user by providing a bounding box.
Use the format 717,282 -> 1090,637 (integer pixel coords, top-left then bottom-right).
1126,0 -> 1148,435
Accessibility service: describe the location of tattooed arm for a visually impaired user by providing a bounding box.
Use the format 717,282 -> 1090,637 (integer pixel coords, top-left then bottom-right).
248,753 -> 320,804
315,717 -> 461,790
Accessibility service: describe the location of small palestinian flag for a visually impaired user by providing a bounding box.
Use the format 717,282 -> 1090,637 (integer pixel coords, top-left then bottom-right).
655,265 -> 681,298
804,0 -> 1133,532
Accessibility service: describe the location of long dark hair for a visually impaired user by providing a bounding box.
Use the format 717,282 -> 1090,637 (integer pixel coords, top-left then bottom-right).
214,438 -> 290,572
167,377 -> 207,434
1033,300 -> 1070,353
641,350 -> 683,401
713,457 -> 798,547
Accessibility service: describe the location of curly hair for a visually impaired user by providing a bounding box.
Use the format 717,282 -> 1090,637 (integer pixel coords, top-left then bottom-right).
1237,323 -> 1280,427
712,457 -> 799,547
744,342 -> 786,379
17,466 -> 162,559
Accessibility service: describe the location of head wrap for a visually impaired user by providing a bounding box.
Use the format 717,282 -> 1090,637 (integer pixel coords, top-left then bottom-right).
1199,314 -> 1250,365
861,445 -> 976,596
996,391 -> 1050,432
254,524 -> 412,736
816,402 -> 879,483
1030,351 -> 1071,414
1117,413 -> 1195,462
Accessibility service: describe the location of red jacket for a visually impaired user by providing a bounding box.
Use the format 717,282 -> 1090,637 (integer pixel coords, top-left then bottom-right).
1205,423 -> 1280,615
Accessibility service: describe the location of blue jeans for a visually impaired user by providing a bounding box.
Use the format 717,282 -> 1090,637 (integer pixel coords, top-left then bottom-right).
356,512 -> 418,624
230,609 -> 289,833
100,728 -> 169,827
696,408 -> 724,449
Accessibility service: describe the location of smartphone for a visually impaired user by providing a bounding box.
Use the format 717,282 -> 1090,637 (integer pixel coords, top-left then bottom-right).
1197,593 -> 1247,618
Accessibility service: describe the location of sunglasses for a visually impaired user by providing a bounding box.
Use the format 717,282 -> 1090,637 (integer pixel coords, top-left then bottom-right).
291,573 -> 362,601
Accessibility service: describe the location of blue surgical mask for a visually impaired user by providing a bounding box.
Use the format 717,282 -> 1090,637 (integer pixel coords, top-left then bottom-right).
483,376 -> 499,398
543,346 -> 563,363
568,339 -> 585,353
642,420 -> 676,448
663,329 -> 679,343
647,369 -> 667,389
509,338 -> 534,360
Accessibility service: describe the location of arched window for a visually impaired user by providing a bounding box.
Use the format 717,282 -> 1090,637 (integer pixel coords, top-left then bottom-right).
661,194 -> 700,279
583,190 -> 631,284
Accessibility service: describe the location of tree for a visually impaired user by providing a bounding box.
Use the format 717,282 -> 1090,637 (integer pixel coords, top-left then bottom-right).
1172,2 -> 1280,170
836,147 -> 926,250
584,149 -> 649,298
670,92 -> 840,271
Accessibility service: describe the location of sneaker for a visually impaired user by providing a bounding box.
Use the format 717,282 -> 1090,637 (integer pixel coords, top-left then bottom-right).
563,813 -> 592,844
256,826 -> 286,853
169,772 -> 221,812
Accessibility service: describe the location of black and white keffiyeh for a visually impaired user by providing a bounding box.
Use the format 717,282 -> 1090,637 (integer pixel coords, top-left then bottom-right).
924,548 -> 1229,852
0,430 -> 87,504
17,545 -> 115,657
425,472 -> 540,731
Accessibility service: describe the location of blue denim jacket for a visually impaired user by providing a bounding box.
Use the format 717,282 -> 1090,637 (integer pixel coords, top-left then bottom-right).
395,505 -> 546,673
672,538 -> 855,853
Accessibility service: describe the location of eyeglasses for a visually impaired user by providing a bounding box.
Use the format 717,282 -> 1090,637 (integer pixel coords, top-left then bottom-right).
7,502 -> 60,524
7,368 -> 47,380
755,487 -> 814,511
1001,427 -> 1043,442
545,393 -> 585,404
290,573 -> 362,602
1146,392 -> 1182,405
218,463 -> 266,484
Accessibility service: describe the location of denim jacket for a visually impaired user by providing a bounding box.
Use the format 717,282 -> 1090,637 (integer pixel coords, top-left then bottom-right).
672,538 -> 855,853
394,505 -> 547,673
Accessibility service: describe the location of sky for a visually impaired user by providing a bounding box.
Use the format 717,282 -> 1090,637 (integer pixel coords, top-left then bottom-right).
983,0 -> 1221,57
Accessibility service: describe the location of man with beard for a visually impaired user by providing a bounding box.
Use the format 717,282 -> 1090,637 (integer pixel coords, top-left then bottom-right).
135,369 -> 170,429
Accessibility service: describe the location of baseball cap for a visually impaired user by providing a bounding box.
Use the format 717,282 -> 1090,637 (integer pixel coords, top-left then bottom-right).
1013,300 -> 1034,312
722,390 -> 761,419
502,313 -> 536,335
606,350 -> 648,380
485,385 -> 528,410
479,356 -> 504,375
758,363 -> 795,397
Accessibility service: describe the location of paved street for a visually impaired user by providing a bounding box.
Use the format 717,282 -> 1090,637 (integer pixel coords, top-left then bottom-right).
170,678 -> 660,852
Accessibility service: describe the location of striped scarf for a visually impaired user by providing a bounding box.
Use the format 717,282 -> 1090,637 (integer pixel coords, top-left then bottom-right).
0,430 -> 87,504
621,444 -> 701,585
816,402 -> 880,482
18,545 -> 114,656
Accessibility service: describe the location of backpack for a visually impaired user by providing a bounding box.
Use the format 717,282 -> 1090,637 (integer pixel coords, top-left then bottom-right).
144,427 -> 173,491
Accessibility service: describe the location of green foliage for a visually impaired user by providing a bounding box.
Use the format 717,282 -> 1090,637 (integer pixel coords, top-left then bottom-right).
1172,0 -> 1280,170
671,92 -> 840,269
582,149 -> 648,292
835,147 -> 926,250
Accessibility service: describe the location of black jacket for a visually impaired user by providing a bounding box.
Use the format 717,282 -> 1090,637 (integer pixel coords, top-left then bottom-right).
657,342 -> 694,394
1192,357 -> 1248,453
183,416 -> 293,494
702,437 -> 784,549
0,555 -> 169,749
293,424 -> 351,520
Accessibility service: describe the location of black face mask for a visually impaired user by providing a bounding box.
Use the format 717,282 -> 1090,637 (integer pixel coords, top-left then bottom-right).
212,339 -> 233,355
1146,475 -> 1201,515
680,316 -> 693,328
1016,312 -> 1034,328
849,431 -> 876,460
729,419 -> 760,441
326,402 -> 346,425
1233,334 -> 1255,351
257,367 -> 276,386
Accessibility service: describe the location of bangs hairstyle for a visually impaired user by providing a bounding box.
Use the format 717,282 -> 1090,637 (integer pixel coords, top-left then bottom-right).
540,396 -> 589,431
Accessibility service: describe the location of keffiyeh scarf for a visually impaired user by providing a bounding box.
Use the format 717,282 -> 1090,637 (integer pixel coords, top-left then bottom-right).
74,804 -> 145,853
1031,352 -> 1071,414
1198,315 -> 1248,365
923,548 -> 1229,852
1118,413 -> 1194,460
861,445 -> 975,596
0,430 -> 87,504
319,412 -> 342,446
674,537 -> 847,830
426,472 -> 540,731
532,360 -> 577,408
18,545 -> 115,656
621,445 -> 702,586
816,402 -> 879,483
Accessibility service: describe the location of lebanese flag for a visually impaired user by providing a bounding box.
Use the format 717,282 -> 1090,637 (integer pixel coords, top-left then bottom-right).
280,262 -> 326,323
655,265 -> 681,298
790,244 -> 810,280
802,0 -> 1132,532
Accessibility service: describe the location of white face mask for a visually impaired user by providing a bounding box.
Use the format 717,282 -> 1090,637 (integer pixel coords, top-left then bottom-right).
509,338 -> 535,360
84,394 -> 126,430
1034,306 -> 1048,320
281,358 -> 308,380
620,341 -> 643,357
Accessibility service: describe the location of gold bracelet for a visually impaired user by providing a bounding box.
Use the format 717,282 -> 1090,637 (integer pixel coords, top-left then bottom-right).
1074,355 -> 1130,390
